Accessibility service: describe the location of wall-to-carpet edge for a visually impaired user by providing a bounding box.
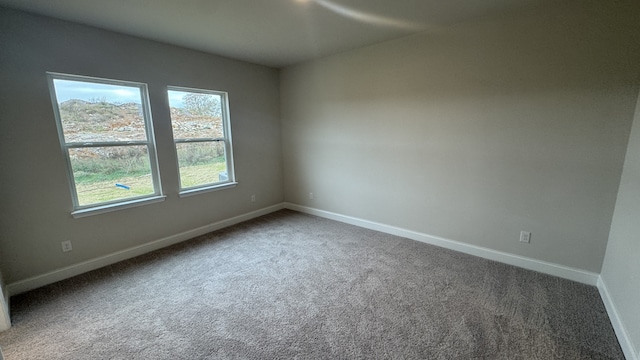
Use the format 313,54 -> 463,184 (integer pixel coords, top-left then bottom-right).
7,202 -> 633,360
6,204 -> 285,296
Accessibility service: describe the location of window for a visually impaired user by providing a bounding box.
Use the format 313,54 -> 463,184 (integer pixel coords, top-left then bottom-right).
167,86 -> 235,193
48,73 -> 163,215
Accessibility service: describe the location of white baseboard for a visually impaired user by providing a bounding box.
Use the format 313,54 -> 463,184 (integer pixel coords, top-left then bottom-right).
7,203 -> 285,296
284,203 -> 599,286
286,203 -> 636,358
8,202 -> 633,357
597,277 -> 638,360
8,202 -> 599,290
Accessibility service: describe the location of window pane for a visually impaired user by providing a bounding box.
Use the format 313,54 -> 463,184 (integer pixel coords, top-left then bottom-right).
176,141 -> 228,188
53,79 -> 147,143
167,90 -> 223,139
69,146 -> 154,206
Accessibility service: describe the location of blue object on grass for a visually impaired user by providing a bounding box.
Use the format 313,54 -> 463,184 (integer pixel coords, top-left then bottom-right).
115,183 -> 130,190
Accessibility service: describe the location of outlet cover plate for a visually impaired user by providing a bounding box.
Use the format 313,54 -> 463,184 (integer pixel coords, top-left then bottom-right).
61,240 -> 73,252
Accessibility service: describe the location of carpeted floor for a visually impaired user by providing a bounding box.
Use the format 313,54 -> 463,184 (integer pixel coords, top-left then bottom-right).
0,210 -> 624,359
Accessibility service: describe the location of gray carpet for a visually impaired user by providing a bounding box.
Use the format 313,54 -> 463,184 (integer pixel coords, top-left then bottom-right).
0,210 -> 624,359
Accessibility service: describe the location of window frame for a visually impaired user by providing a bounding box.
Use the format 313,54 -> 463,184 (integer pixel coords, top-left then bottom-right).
166,85 -> 236,196
47,72 -> 164,217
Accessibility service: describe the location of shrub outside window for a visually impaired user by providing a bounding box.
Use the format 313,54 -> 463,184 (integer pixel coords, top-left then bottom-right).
48,73 -> 163,213
167,86 -> 235,192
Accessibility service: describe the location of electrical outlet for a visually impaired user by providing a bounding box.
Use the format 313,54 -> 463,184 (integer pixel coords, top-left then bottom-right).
519,231 -> 531,244
250,194 -> 256,203
61,240 -> 73,252
309,192 -> 314,200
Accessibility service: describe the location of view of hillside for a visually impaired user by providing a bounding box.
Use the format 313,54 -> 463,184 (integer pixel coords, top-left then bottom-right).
57,98 -> 227,206
59,99 -> 224,142
59,99 -> 146,142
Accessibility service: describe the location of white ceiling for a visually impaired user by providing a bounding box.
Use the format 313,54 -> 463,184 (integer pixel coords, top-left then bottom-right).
0,0 -> 547,68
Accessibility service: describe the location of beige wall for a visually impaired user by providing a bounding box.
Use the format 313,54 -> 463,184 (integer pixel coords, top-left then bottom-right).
0,8 -> 283,283
280,0 -> 640,272
601,92 -> 640,358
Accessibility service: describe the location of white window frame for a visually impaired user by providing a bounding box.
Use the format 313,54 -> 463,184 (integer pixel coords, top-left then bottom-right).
47,72 -> 164,217
167,86 -> 236,196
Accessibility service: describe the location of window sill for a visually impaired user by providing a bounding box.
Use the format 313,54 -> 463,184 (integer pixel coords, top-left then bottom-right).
179,182 -> 238,198
71,195 -> 167,218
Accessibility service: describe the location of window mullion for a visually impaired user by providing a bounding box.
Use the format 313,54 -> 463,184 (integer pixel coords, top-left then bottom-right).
174,138 -> 224,144
65,141 -> 149,148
